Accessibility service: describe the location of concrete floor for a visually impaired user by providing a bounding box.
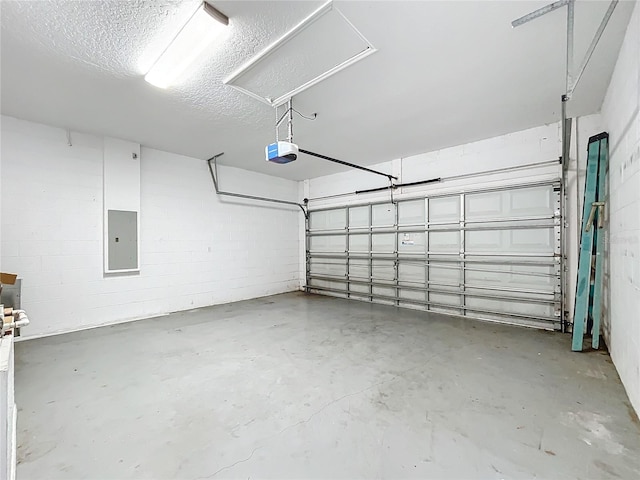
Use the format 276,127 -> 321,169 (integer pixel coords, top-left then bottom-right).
14,292 -> 640,479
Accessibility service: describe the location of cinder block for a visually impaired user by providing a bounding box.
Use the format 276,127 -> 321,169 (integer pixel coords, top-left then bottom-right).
1,116 -> 300,338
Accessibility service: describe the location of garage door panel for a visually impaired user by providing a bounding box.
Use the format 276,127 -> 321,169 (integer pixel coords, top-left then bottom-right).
399,232 -> 425,253
309,278 -> 346,293
399,289 -> 425,301
349,206 -> 369,228
372,286 -> 395,299
465,230 -> 502,252
310,258 -> 346,277
349,234 -> 368,252
372,203 -> 395,226
349,259 -> 369,279
466,186 -> 555,221
430,291 -> 462,306
429,231 -> 460,253
398,264 -> 425,284
509,186 -> 553,215
510,229 -> 554,251
430,306 -> 463,316
349,294 -> 370,302
311,209 -> 346,230
372,260 -> 394,280
372,233 -> 395,253
398,200 -> 425,225
310,235 -> 345,252
465,191 -> 502,219
429,196 -> 459,223
466,228 -> 554,254
465,296 -> 554,319
465,286 -> 553,303
429,264 -> 461,284
465,266 -> 508,284
508,265 -> 556,288
350,284 -> 369,295
430,290 -> 462,315
465,265 -> 556,290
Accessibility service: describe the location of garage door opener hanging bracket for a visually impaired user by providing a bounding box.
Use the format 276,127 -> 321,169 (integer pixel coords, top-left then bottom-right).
273,98 -> 398,183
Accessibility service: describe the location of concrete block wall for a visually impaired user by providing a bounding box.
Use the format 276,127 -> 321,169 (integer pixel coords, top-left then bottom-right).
306,122 -> 563,207
601,0 -> 640,415
0,115 -> 301,338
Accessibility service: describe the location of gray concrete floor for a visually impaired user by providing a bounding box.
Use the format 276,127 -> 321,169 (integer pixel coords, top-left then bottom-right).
15,292 -> 640,479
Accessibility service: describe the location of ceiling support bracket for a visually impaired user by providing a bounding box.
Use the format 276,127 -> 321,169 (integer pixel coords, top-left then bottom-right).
567,0 -> 618,98
512,0 -> 619,100
272,98 -> 392,182
511,0 -> 571,28
274,98 -> 295,143
287,98 -> 294,143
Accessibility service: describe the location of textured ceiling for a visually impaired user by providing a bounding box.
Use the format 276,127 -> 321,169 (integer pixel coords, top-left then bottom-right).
0,0 -> 635,180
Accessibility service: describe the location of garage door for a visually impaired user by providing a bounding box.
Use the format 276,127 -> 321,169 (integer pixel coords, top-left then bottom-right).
306,181 -> 562,330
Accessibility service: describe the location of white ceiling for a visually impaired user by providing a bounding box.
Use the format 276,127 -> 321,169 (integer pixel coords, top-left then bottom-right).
0,0 -> 635,180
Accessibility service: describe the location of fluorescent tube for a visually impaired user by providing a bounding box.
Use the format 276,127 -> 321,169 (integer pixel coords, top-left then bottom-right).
145,3 -> 228,89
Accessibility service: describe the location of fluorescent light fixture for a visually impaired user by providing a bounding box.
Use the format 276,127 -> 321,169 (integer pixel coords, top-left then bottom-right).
145,2 -> 228,88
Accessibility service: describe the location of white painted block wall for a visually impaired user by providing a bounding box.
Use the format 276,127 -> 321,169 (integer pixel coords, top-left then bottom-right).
601,0 -> 640,415
103,137 -> 141,273
307,123 -> 563,209
0,115 -> 301,338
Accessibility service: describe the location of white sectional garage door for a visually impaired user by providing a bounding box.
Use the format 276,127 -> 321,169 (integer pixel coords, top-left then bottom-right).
306,181 -> 562,330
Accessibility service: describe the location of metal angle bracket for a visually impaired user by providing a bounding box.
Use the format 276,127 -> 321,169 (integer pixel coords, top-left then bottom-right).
274,98 -> 296,143
511,0 -> 619,99
568,0 -> 618,98
511,0 -> 571,28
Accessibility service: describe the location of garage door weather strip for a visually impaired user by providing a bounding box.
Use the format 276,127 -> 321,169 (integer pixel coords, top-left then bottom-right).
206,153 -> 308,218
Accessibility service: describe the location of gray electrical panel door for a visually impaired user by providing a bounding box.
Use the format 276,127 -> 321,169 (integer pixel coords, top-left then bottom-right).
108,210 -> 138,271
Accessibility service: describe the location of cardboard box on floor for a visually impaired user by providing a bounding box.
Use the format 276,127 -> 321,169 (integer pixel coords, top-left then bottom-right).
1,273 -> 20,337
0,273 -> 17,285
